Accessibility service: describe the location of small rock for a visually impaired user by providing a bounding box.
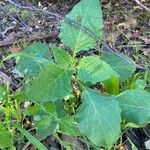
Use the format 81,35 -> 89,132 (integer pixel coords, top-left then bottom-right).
145,139 -> 150,150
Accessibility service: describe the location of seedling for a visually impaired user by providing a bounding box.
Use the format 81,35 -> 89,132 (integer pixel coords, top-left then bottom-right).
0,0 -> 150,149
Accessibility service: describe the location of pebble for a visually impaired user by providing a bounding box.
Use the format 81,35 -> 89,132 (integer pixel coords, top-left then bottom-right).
145,139 -> 150,150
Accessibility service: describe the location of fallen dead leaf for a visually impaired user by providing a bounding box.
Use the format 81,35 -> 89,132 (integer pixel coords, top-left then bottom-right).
1,26 -> 15,37
143,49 -> 150,57
102,0 -> 110,4
131,31 -> 142,39
2,32 -> 15,44
104,21 -> 112,32
118,18 -> 137,29
139,36 -> 150,45
0,71 -> 11,85
9,47 -> 21,53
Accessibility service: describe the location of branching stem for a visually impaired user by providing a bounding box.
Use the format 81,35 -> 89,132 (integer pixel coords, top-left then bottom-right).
7,0 -> 62,19
134,0 -> 150,12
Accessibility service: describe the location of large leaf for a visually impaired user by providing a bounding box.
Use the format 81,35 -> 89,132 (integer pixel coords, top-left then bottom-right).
0,124 -> 13,148
76,88 -> 121,148
77,56 -> 119,84
117,90 -> 150,126
102,51 -> 136,81
59,0 -> 103,53
15,42 -> 52,76
25,63 -> 74,102
51,45 -> 75,67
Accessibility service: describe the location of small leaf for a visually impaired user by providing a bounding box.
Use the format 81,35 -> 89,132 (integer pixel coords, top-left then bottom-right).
35,115 -> 57,140
44,102 -> 57,114
0,124 -> 13,148
117,90 -> 150,126
102,51 -> 136,81
76,88 -> 121,148
25,105 -> 41,116
59,0 -> 103,53
59,116 -> 81,136
0,84 -> 8,101
130,79 -> 147,90
25,63 -> 74,102
26,103 -> 57,140
51,45 -> 75,67
77,56 -> 118,84
14,42 -> 52,76
103,76 -> 119,95
55,99 -> 67,118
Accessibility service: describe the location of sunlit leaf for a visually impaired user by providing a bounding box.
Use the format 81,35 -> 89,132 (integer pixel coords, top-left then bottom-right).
25,63 -> 74,102
102,51 -> 136,81
59,116 -> 81,136
77,56 -> 118,84
51,45 -> 75,67
117,90 -> 150,126
59,0 -> 103,53
15,42 -> 52,76
76,88 -> 121,148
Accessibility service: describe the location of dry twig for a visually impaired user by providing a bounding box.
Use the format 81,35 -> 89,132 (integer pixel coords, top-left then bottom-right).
0,32 -> 58,47
22,141 -> 31,150
134,0 -> 150,12
6,0 -> 149,71
7,0 -> 62,19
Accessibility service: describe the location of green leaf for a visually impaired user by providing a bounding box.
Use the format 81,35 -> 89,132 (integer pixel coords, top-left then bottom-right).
16,125 -> 48,150
77,56 -> 118,84
55,99 -> 67,118
35,115 -> 57,140
25,63 -> 74,102
26,103 -> 57,140
76,88 -> 121,148
59,0 -> 103,53
0,84 -> 8,101
43,102 -> 57,114
15,42 -> 52,76
103,76 -> 119,95
130,79 -> 147,90
0,124 -> 13,148
25,104 -> 41,116
51,45 -> 75,67
59,116 -> 81,136
125,122 -> 142,128
117,90 -> 150,126
102,51 -> 136,81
